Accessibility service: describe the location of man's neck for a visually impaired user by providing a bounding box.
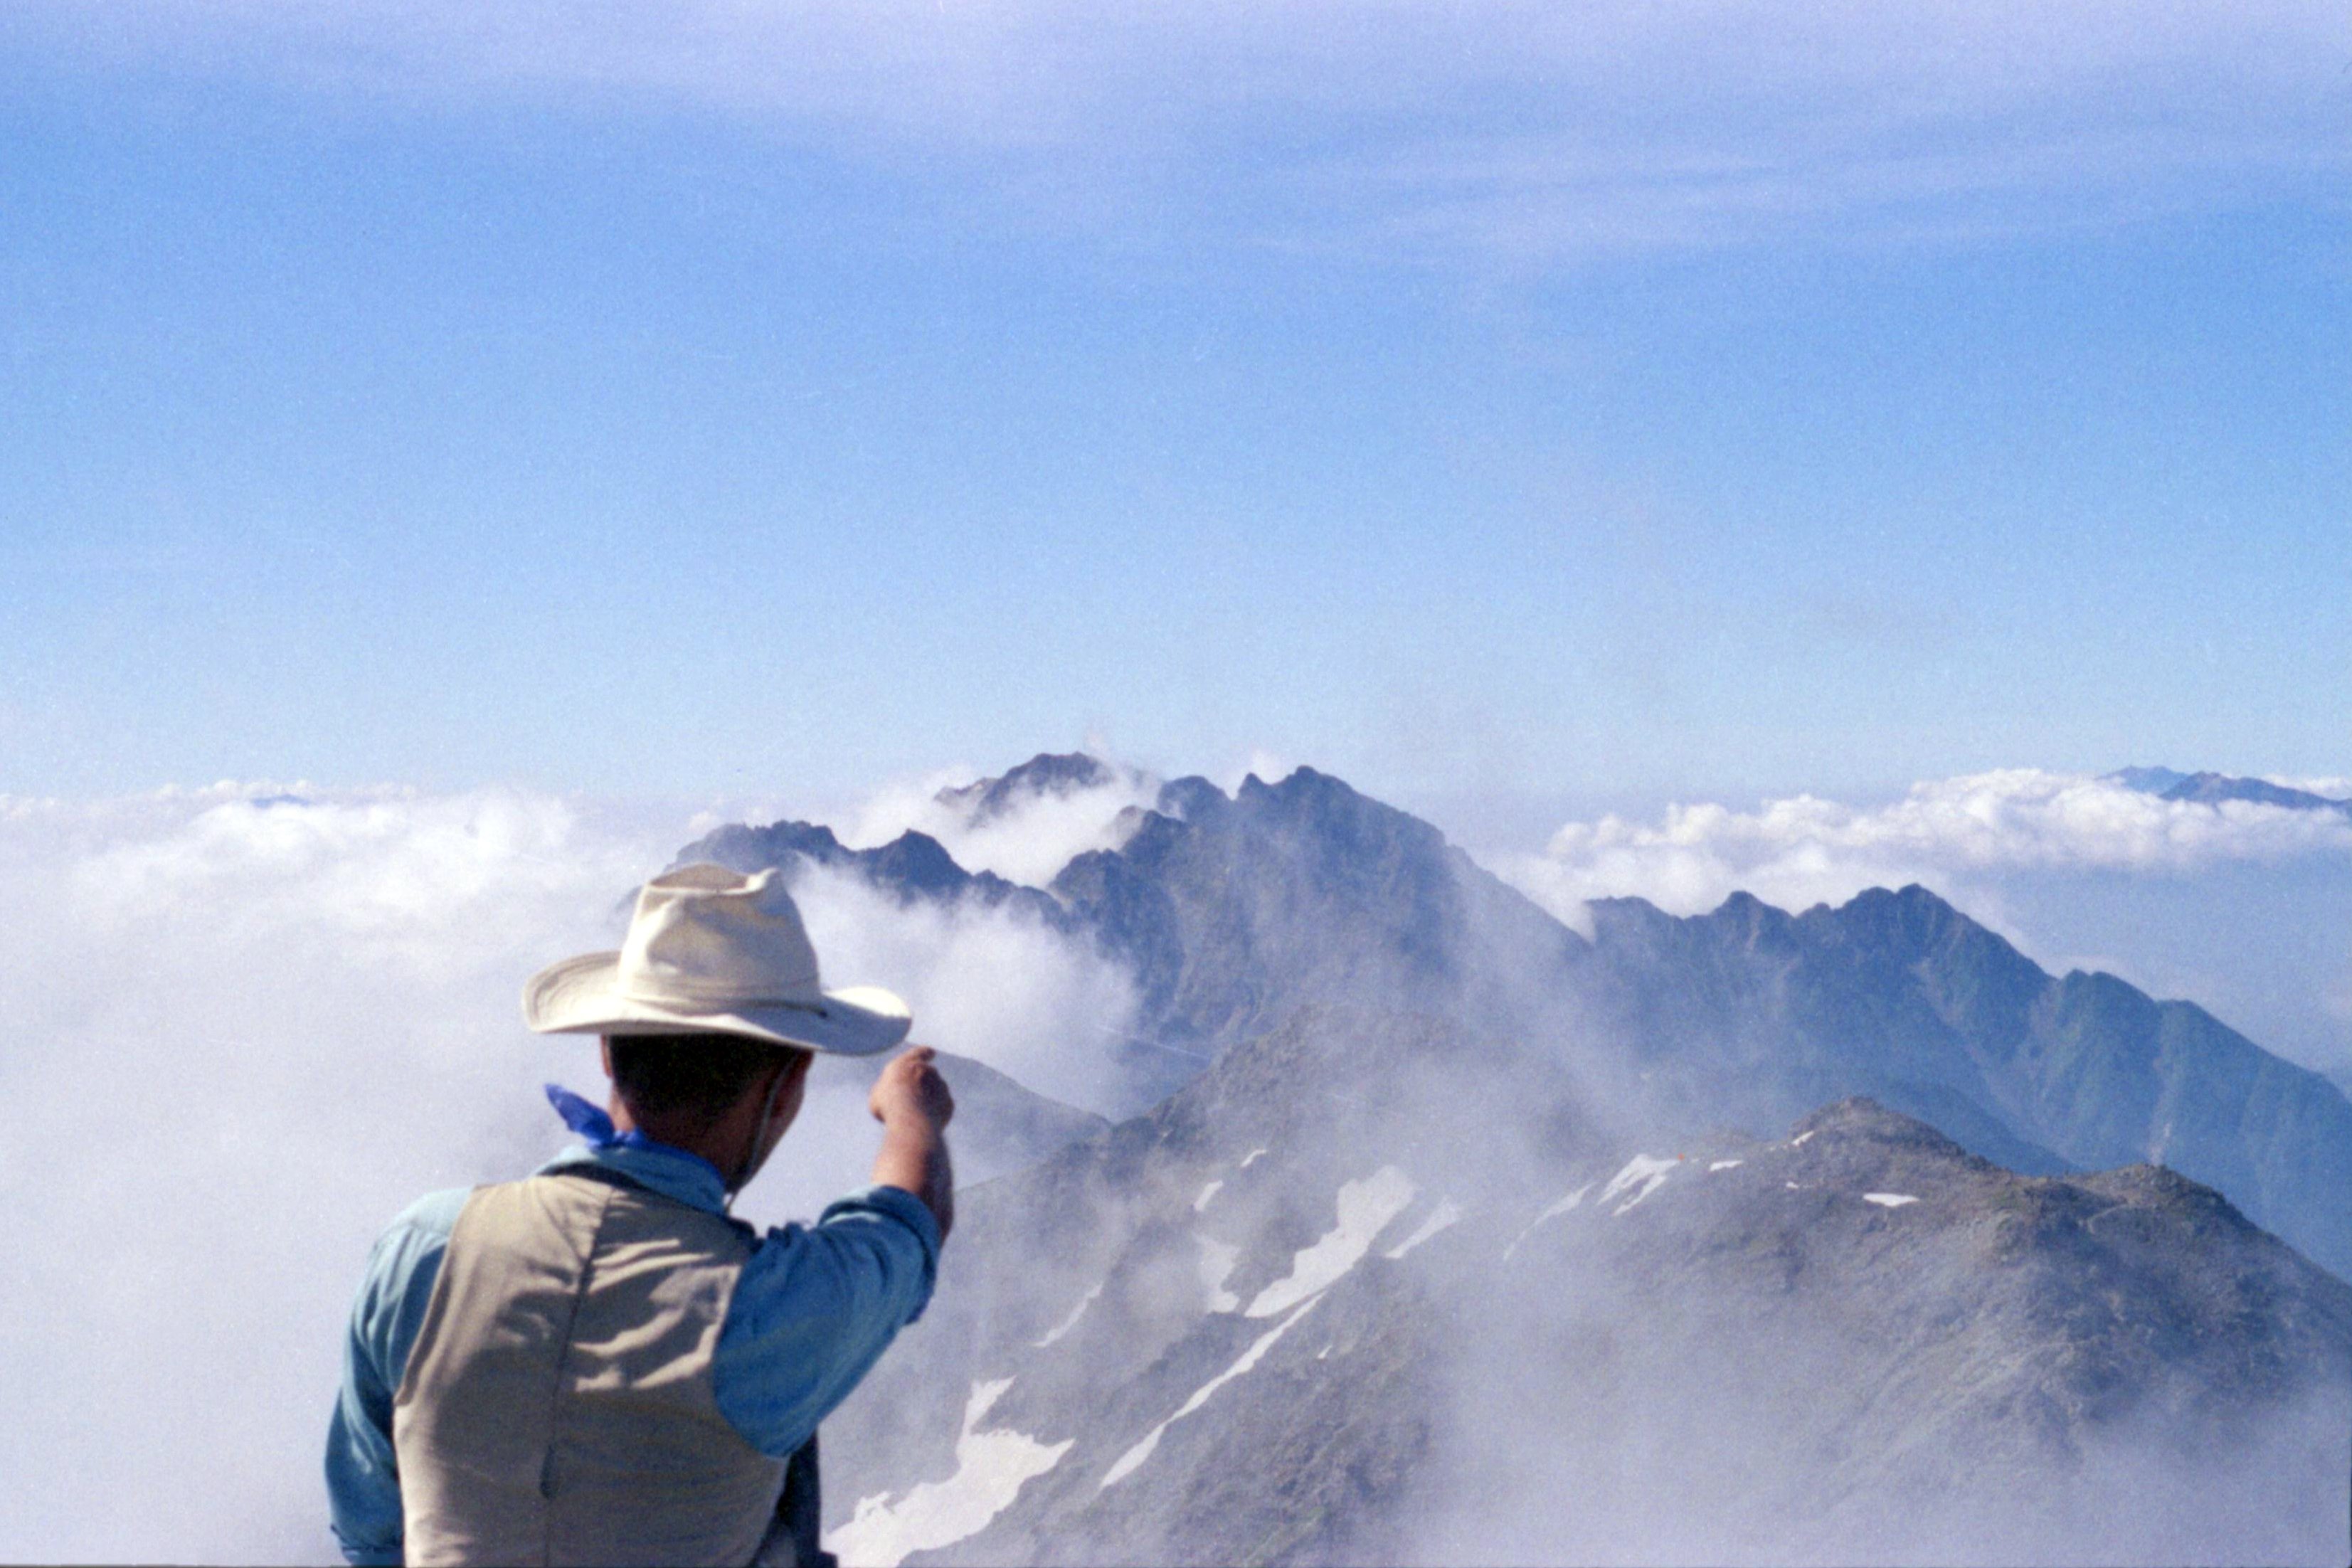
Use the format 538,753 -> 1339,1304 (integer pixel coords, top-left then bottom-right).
607,1097 -> 746,1184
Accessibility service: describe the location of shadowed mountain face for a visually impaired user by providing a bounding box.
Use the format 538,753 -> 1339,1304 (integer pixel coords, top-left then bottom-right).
679,756 -> 2352,1282
1575,886 -> 2352,1281
820,1009 -> 2352,1567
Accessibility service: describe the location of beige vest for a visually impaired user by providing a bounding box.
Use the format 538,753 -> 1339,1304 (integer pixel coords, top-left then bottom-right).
392,1170 -> 793,1567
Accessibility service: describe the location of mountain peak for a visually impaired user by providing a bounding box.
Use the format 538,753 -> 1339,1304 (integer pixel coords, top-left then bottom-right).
672,756 -> 2352,1286
936,752 -> 1127,825
2159,771 -> 2347,811
2108,766 -> 2348,812
1790,1095 -> 1978,1163
1803,881 -> 1988,955
2107,765 -> 2191,794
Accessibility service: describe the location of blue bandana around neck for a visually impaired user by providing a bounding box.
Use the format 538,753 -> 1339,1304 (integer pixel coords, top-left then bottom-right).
544,1081 -> 663,1153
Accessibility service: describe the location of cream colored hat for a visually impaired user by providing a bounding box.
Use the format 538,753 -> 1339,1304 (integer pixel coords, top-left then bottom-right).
524,862 -> 911,1056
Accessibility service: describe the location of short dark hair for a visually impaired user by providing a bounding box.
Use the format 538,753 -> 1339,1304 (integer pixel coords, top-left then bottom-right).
606,1032 -> 806,1123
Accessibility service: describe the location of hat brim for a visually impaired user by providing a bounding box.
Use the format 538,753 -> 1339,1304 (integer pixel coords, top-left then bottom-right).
523,952 -> 911,1056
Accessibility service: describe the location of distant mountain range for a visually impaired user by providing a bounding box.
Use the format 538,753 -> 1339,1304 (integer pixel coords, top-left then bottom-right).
2109,765 -> 2351,813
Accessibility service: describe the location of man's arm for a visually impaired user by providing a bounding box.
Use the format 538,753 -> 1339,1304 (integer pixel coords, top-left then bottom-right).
324,1192 -> 465,1567
867,1046 -> 955,1242
710,1047 -> 956,1461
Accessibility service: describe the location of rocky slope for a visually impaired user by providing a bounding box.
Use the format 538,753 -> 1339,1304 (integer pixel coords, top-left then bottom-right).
1575,884 -> 2352,1281
819,1007 -> 2352,1566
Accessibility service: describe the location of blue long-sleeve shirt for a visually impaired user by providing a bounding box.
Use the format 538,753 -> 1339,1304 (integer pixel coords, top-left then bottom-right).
324,1101 -> 940,1566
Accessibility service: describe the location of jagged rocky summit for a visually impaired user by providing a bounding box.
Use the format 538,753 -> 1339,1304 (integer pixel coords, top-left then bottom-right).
678,753 -> 2352,1285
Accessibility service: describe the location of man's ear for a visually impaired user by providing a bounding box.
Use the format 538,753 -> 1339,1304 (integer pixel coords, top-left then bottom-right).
784,1049 -> 815,1090
600,1037 -> 615,1081
764,1049 -> 815,1128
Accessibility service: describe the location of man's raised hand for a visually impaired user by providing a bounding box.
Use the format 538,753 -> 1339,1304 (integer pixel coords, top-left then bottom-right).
871,1045 -> 955,1131
868,1046 -> 955,1241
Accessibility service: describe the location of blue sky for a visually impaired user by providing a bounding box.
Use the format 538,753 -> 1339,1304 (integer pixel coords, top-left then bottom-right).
4,1 -> 2346,808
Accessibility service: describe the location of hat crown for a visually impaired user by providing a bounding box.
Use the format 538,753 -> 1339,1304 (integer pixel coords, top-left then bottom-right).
616,864 -> 821,1007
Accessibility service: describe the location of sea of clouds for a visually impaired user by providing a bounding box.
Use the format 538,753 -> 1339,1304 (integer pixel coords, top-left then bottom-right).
0,773 -> 1146,1563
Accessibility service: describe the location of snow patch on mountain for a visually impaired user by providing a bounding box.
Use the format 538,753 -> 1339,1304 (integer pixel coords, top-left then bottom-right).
1099,1298 -> 1323,1490
1603,1154 -> 1681,1214
1710,1159 -> 1744,1172
1244,1166 -> 1418,1318
1504,1182 -> 1591,1261
1385,1198 -> 1464,1260
1863,1192 -> 1920,1208
1033,1281 -> 1103,1348
1197,1234 -> 1243,1313
827,1377 -> 1073,1568
1192,1179 -> 1224,1213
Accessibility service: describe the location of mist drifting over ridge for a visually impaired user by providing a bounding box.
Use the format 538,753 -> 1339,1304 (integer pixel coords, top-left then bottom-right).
4,753 -> 2349,1563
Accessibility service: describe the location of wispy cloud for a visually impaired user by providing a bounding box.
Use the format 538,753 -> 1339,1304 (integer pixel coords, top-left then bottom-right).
0,784 -> 661,1561
787,859 -> 1140,1118
13,0 -> 2345,261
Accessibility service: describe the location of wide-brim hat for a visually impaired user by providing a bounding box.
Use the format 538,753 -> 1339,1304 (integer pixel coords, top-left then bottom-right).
524,862 -> 911,1056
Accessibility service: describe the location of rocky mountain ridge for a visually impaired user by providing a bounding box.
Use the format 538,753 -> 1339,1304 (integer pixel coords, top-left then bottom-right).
680,753 -> 2352,1281
2109,765 -> 2351,812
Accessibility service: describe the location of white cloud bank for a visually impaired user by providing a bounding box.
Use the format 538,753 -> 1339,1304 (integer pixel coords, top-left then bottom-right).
1498,768 -> 2352,931
785,859 -> 1140,1121
0,778 -> 1140,1563
0,784 -> 659,1564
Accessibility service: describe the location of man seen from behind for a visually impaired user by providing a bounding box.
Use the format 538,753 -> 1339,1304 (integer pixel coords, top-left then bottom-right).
324,864 -> 953,1567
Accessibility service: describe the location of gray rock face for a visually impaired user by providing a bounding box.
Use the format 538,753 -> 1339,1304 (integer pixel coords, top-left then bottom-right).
1575,883 -> 2352,1282
1049,766 -> 1580,1098
673,817 -> 1059,915
821,1008 -> 2352,1567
